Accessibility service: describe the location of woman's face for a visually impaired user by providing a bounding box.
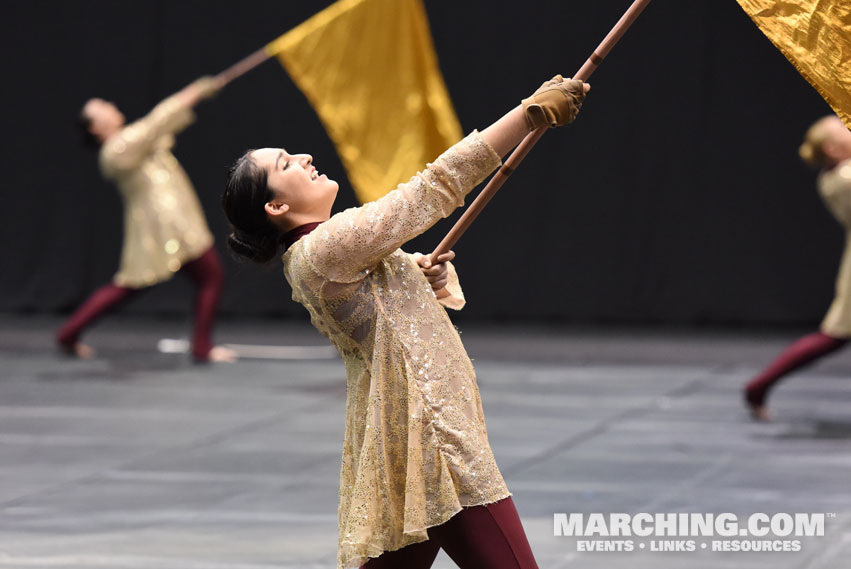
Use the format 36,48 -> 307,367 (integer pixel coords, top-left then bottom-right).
83,98 -> 125,142
251,148 -> 339,222
823,117 -> 851,163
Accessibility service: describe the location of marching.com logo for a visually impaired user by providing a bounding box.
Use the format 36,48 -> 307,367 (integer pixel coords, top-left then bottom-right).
553,513 -> 832,553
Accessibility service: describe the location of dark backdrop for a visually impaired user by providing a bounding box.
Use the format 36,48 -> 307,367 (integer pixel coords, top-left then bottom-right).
0,1 -> 838,326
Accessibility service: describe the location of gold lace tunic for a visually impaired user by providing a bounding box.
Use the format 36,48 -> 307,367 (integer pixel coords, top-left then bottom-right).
818,159 -> 851,337
99,96 -> 214,288
282,132 -> 511,568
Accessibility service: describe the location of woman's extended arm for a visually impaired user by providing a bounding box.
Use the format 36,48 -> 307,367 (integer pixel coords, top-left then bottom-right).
480,105 -> 529,158
300,131 -> 501,282
100,77 -> 222,174
299,76 -> 588,283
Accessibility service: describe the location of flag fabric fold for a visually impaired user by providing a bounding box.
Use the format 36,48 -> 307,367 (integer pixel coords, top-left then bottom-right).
265,0 -> 463,203
735,0 -> 851,129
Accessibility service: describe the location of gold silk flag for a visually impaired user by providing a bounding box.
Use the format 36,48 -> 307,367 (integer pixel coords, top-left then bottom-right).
735,0 -> 851,129
265,0 -> 463,203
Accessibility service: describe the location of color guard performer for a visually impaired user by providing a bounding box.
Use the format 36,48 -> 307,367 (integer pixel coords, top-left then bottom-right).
222,75 -> 588,568
57,78 -> 236,363
745,115 -> 851,419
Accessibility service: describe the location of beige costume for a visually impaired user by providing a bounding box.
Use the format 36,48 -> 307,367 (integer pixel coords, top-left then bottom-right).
282,132 -> 510,568
100,96 -> 214,288
818,159 -> 851,337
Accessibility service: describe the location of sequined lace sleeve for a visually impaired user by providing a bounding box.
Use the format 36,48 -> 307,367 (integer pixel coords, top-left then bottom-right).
302,131 -> 501,283
440,260 -> 466,310
100,96 -> 195,176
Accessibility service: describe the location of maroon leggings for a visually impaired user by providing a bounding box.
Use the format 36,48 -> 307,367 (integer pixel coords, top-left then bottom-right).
56,247 -> 224,361
745,331 -> 848,406
360,497 -> 538,569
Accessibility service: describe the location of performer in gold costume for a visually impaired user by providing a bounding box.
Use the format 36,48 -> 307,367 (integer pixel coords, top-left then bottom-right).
222,76 -> 588,568
57,78 -> 236,363
745,115 -> 851,420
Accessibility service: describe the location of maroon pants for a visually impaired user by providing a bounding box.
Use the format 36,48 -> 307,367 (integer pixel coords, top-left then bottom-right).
57,247 -> 224,361
360,497 -> 538,569
745,331 -> 848,406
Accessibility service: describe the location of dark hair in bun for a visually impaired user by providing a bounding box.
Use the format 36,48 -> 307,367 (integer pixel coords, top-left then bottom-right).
222,150 -> 283,264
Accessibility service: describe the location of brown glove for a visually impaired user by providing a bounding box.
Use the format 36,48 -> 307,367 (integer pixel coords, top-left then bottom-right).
521,75 -> 586,130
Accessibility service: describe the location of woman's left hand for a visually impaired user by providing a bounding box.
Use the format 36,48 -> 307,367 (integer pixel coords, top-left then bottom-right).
416,250 -> 455,295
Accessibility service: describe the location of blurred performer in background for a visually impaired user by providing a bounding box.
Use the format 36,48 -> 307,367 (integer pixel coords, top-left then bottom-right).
745,114 -> 851,420
222,75 -> 587,569
57,78 -> 236,363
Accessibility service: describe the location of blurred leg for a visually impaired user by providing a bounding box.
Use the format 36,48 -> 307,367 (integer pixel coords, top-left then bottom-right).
179,247 -> 224,361
745,331 -> 848,410
56,283 -> 140,350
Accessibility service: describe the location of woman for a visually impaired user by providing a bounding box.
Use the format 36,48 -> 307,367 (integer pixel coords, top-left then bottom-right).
745,114 -> 851,420
57,77 -> 236,363
222,75 -> 588,568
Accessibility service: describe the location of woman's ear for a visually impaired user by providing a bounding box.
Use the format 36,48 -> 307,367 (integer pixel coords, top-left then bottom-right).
265,201 -> 290,218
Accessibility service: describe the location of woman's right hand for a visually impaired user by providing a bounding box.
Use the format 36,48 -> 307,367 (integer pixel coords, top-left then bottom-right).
414,250 -> 455,294
521,75 -> 589,131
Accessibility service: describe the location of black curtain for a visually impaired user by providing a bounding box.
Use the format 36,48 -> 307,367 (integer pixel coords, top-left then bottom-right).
0,0 -> 837,326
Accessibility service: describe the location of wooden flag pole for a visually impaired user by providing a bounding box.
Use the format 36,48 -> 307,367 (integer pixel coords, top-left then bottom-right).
429,0 -> 652,264
216,46 -> 274,86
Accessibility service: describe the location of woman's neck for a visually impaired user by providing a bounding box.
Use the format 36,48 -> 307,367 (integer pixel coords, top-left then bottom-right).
282,221 -> 323,249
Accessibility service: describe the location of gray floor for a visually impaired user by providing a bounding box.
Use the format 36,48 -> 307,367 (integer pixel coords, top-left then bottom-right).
1,315 -> 850,568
